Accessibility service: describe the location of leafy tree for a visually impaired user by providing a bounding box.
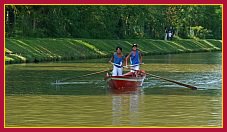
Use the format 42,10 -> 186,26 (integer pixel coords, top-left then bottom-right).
5,5 -> 222,39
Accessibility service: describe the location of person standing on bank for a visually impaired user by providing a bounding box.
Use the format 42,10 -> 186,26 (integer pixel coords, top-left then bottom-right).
125,44 -> 142,72
164,27 -> 168,40
109,46 -> 124,76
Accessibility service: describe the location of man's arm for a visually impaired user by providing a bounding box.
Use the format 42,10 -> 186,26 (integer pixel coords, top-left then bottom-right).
108,56 -> 114,64
139,51 -> 142,63
125,52 -> 132,66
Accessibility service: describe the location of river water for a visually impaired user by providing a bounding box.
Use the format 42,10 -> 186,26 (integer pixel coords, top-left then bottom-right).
5,52 -> 222,127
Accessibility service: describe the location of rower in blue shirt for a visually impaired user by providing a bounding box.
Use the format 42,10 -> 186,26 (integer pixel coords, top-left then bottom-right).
125,43 -> 142,72
109,46 -> 124,76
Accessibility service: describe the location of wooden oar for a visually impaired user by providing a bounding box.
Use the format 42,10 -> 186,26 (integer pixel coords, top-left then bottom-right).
59,68 -> 111,82
111,62 -> 123,67
127,63 -> 144,67
122,64 -> 197,90
145,72 -> 197,90
111,63 -> 144,67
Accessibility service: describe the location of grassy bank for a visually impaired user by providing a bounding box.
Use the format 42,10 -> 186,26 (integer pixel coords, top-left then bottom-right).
5,38 -> 222,64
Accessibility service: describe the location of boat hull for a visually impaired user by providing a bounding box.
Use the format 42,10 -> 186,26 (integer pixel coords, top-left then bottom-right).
104,72 -> 146,90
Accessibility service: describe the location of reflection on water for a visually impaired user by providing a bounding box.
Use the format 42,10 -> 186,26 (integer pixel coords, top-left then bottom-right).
5,92 -> 222,127
112,95 -> 122,125
112,90 -> 142,126
5,52 -> 222,127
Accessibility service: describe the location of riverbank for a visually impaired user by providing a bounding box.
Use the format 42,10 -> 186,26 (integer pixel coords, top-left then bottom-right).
5,38 -> 222,64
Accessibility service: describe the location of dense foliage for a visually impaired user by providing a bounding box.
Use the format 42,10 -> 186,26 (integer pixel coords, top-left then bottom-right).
5,5 -> 222,39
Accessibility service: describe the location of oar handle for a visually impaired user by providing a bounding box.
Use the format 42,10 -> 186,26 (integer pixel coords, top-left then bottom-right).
127,63 -> 144,67
111,62 -> 123,67
111,62 -> 144,68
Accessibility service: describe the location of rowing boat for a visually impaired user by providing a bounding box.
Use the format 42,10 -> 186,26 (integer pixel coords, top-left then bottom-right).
104,70 -> 146,90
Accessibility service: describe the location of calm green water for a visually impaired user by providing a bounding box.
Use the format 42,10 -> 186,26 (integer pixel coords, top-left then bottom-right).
5,52 -> 222,127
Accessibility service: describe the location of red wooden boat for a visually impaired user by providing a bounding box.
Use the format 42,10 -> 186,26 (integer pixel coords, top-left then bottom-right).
104,70 -> 146,90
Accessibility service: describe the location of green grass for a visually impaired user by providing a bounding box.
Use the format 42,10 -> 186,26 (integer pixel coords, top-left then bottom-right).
5,38 -> 222,64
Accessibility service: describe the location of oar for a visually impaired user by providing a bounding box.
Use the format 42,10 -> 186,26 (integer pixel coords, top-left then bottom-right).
58,68 -> 111,82
145,72 -> 197,90
111,62 -> 123,67
122,64 -> 197,90
127,63 -> 144,67
111,63 -> 144,67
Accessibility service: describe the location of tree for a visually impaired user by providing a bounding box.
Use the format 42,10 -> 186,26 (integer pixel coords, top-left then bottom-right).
5,5 -> 222,40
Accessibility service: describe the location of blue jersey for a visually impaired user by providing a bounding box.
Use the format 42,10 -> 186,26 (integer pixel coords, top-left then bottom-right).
114,53 -> 124,68
130,50 -> 140,65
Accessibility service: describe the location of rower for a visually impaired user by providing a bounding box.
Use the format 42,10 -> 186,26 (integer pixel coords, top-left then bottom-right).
125,43 -> 143,75
109,46 -> 124,76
